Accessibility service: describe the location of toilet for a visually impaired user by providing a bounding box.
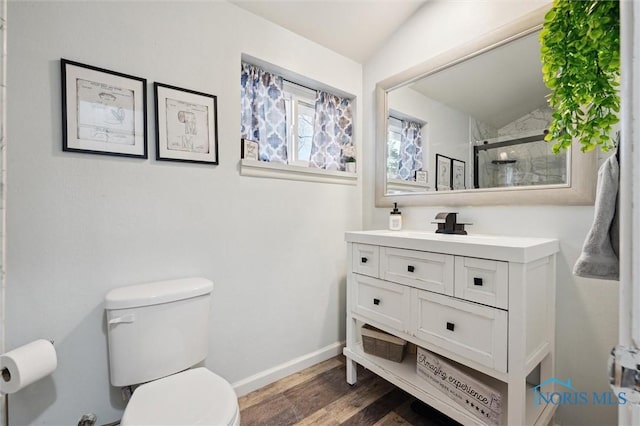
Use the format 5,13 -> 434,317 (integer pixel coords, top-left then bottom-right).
105,277 -> 240,426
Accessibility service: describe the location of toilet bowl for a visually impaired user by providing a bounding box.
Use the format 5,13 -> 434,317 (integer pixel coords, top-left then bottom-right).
105,278 -> 239,426
121,368 -> 240,426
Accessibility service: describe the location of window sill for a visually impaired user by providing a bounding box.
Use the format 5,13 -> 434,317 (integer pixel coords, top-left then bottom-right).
386,177 -> 430,192
240,159 -> 357,185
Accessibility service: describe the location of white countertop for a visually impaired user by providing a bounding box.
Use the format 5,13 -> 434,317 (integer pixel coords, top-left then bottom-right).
345,230 -> 559,263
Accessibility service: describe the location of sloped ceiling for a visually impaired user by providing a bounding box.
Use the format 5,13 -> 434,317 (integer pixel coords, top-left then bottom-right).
229,0 -> 427,63
409,31 -> 549,129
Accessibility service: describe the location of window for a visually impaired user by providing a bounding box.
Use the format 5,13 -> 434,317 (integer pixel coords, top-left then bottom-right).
283,81 -> 316,166
387,117 -> 403,179
240,61 -> 356,184
387,116 -> 425,181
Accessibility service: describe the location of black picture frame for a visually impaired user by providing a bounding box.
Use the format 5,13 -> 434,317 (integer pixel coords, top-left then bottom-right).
415,170 -> 428,184
241,138 -> 259,161
154,82 -> 219,165
61,59 -> 148,158
452,159 -> 466,190
435,154 -> 452,191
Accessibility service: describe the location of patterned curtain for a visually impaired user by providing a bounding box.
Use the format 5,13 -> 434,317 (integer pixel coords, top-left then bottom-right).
309,91 -> 353,170
397,120 -> 423,180
240,63 -> 287,162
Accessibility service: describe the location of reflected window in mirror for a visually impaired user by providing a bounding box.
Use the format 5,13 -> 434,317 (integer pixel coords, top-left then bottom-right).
386,115 -> 429,193
386,117 -> 402,178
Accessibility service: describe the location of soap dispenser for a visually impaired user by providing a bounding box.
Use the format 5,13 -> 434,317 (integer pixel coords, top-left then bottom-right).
389,203 -> 402,231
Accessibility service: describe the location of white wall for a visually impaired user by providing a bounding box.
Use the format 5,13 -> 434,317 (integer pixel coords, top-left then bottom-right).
7,1 -> 361,424
363,1 -> 618,425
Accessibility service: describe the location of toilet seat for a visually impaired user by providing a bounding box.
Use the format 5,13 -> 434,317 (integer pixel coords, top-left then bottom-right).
121,367 -> 240,426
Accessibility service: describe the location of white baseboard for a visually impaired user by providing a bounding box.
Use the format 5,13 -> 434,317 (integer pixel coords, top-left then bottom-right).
232,341 -> 345,397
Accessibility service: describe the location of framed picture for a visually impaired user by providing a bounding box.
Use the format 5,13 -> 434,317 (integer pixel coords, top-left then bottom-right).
61,59 -> 147,158
435,154 -> 452,191
415,170 -> 428,185
241,138 -> 259,161
154,82 -> 218,164
452,159 -> 466,190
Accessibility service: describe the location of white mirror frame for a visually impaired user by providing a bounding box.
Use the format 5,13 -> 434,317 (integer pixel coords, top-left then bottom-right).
375,6 -> 596,207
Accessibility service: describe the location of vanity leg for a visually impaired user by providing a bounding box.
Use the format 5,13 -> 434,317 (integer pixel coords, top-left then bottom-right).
346,358 -> 357,385
344,257 -> 358,386
507,377 -> 527,426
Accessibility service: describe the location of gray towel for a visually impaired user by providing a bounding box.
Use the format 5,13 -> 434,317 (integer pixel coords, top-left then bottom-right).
573,152 -> 619,280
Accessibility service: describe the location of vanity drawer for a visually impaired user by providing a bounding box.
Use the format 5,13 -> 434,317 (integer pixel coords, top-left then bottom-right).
380,247 -> 454,295
454,257 -> 508,309
352,244 -> 380,278
412,289 -> 508,372
352,274 -> 410,334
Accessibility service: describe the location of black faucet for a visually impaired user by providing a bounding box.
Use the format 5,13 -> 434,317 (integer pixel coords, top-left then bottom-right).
433,212 -> 469,235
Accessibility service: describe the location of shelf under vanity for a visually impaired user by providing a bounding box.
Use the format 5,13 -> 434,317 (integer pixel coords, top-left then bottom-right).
344,230 -> 559,426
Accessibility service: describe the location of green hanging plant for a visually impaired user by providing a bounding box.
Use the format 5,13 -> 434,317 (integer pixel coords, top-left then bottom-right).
540,0 -> 620,153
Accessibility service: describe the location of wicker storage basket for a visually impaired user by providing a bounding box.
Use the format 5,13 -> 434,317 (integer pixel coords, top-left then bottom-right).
361,324 -> 406,362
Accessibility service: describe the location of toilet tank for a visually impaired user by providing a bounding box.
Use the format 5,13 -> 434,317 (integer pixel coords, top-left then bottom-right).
105,277 -> 214,387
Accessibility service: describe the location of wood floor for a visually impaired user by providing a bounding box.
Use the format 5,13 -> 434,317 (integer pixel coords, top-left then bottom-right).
238,356 -> 461,426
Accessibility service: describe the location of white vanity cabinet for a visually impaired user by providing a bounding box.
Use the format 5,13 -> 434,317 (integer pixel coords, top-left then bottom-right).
344,230 -> 559,426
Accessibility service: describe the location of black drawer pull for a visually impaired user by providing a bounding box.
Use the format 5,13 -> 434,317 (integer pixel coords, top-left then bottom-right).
373,298 -> 380,306
474,277 -> 483,286
446,322 -> 455,332
361,257 -> 368,263
407,265 -> 415,273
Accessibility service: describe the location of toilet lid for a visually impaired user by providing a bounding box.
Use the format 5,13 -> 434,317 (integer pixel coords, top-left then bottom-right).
121,368 -> 239,426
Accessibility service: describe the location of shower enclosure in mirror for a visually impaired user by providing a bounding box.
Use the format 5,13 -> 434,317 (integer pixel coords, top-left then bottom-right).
375,6 -> 596,206
473,133 -> 567,189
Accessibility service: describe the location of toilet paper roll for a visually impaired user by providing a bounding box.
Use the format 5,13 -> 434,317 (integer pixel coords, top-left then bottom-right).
0,339 -> 57,394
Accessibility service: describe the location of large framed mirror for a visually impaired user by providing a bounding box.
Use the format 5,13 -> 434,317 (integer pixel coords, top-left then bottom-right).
375,6 -> 597,207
